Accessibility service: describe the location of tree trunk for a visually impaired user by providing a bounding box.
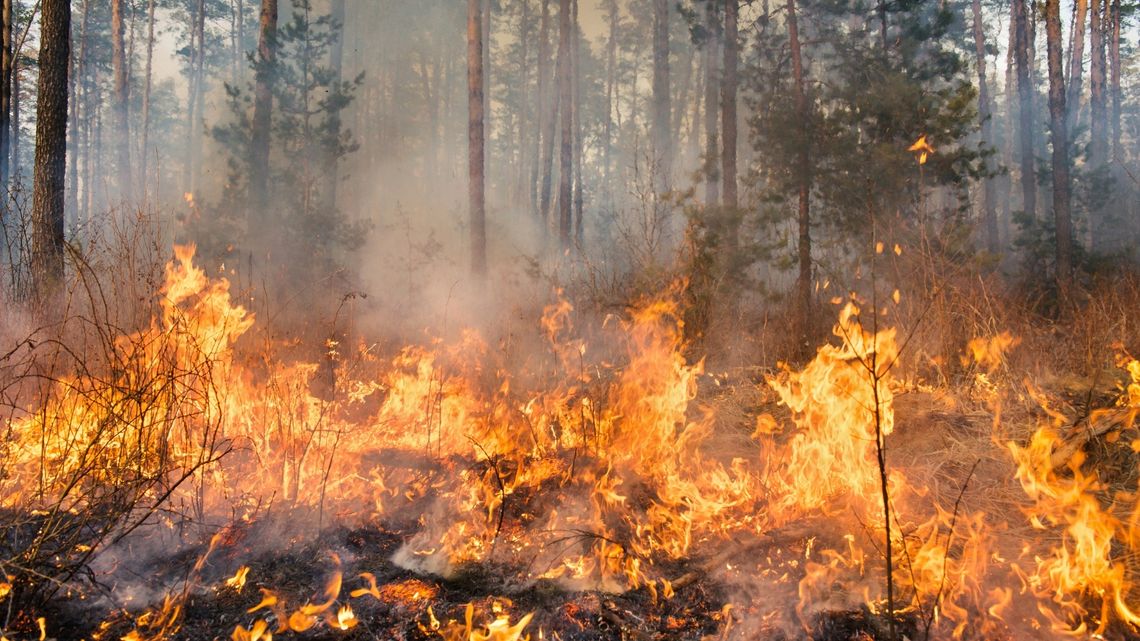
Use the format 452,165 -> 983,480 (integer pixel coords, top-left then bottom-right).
1045,0 -> 1073,297
230,0 -> 241,82
538,0 -> 559,232
1089,0 -> 1107,247
787,0 -> 812,355
66,1 -> 85,230
571,0 -> 582,245
32,0 -> 70,289
250,0 -> 278,220
998,7 -> 1015,244
515,0 -> 531,207
721,0 -> 738,211
971,0 -> 997,251
190,0 -> 206,192
323,0 -> 345,213
111,0 -> 132,201
468,0 -> 487,275
557,0 -> 571,248
703,1 -> 719,207
82,67 -> 94,219
1108,0 -> 1120,164
652,0 -> 670,192
182,0 -> 202,194
602,0 -> 617,214
482,0 -> 491,184
9,20 -> 17,181
0,0 -> 11,194
1089,0 -> 1106,140
237,0 -> 244,80
1013,0 -> 1036,221
1065,0 -> 1086,135
531,0 -> 551,220
686,52 -> 702,172
139,0 -> 155,199
1088,0 -> 1106,166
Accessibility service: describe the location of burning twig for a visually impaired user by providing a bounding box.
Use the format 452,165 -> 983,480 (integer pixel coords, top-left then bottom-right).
467,437 -> 508,557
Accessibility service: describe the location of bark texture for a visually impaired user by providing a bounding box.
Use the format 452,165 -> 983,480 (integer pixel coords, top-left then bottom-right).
1013,0 -> 1036,220
468,0 -> 487,274
971,0 -> 997,251
557,0 -> 572,248
1044,0 -> 1073,295
32,0 -> 71,288
787,0 -> 812,354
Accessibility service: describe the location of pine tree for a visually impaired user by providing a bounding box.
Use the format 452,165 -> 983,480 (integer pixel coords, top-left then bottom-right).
31,0 -> 70,289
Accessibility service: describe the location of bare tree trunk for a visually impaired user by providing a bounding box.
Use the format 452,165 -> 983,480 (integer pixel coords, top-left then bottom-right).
571,0 -> 582,245
652,0 -> 670,192
237,0 -> 244,78
139,0 -> 155,198
65,4 -> 78,231
531,0 -> 551,220
190,0 -> 206,193
557,0 -> 571,248
515,0 -> 531,207
1045,0 -> 1073,297
1089,0 -> 1106,147
9,21 -> 17,181
971,0 -> 997,251
1000,3 -> 1016,243
1065,0 -> 1086,135
250,0 -> 278,220
1088,0 -> 1106,165
1013,0 -> 1036,221
703,1 -> 719,206
32,0 -> 70,289
230,0 -> 241,82
482,0 -> 491,184
686,52 -> 702,170
787,0 -> 812,355
721,0 -> 737,211
83,69 -> 95,219
1108,0 -> 1120,164
539,0 -> 559,232
1089,0 -> 1107,248
323,0 -> 345,213
182,0 -> 201,194
111,0 -> 132,201
468,0 -> 487,275
602,0 -> 617,213
0,0 -> 11,194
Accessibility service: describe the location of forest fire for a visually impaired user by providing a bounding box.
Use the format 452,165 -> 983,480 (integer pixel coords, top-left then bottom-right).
0,245 -> 1137,640
0,0 -> 1138,635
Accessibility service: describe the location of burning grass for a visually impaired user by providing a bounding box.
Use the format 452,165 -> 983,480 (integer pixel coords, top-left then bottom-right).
1,245 -> 1140,640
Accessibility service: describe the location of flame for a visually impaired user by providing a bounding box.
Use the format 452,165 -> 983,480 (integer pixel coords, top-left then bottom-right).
431,603 -> 534,641
1009,427 -> 1140,634
9,243 -> 1140,636
231,620 -> 271,641
763,302 -> 898,522
908,135 -> 934,164
225,566 -> 250,593
962,332 -> 1020,373
328,605 -> 358,630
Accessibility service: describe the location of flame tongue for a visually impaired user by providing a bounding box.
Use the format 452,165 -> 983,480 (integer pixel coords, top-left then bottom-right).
9,244 -> 1140,637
